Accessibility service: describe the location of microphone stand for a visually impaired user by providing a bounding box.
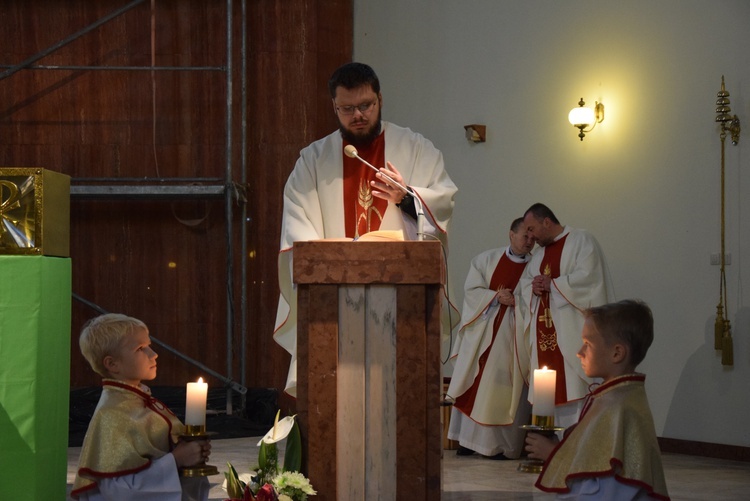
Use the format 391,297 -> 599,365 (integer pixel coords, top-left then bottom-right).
415,198 -> 425,242
345,147 -> 425,241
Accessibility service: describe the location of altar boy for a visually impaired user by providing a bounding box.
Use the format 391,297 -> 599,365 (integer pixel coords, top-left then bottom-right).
71,313 -> 210,501
530,300 -> 670,500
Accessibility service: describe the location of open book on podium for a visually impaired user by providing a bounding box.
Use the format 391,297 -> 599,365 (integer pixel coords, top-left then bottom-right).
314,229 -> 406,243
355,229 -> 404,241
294,235 -> 443,500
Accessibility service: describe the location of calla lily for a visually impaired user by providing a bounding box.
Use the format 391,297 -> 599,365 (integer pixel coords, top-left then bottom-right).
224,410 -> 312,500
257,410 -> 297,446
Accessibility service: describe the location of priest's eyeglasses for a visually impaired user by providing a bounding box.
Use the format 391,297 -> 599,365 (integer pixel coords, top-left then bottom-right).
335,99 -> 378,116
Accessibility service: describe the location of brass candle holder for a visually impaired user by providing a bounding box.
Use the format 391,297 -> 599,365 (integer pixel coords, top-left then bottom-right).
179,424 -> 219,477
518,415 -> 563,474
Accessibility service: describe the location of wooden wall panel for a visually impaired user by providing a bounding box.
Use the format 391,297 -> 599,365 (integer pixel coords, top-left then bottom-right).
246,0 -> 352,412
1,0 -> 352,409
68,198 -> 229,387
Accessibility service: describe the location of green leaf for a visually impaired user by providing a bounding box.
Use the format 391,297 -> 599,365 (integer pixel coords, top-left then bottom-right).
258,441 -> 268,471
225,462 -> 245,499
283,420 -> 302,472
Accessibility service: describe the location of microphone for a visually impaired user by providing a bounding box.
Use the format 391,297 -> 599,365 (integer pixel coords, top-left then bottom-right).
344,144 -> 425,241
344,145 -> 408,192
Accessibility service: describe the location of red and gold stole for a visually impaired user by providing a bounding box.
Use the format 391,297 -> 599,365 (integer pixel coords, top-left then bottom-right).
536,234 -> 569,405
454,253 -> 527,414
343,134 -> 388,238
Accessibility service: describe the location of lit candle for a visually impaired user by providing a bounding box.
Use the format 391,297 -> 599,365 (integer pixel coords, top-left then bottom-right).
532,367 -> 556,417
185,377 -> 208,426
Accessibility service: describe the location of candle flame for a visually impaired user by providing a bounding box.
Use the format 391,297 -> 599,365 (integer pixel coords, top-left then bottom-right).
542,366 -> 548,371
197,377 -> 204,384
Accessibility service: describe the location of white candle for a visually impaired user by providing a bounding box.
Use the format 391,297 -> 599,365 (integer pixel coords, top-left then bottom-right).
185,377 -> 208,426
532,367 -> 556,417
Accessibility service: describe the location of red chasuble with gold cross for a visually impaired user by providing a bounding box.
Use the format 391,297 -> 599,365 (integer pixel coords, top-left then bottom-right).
535,234 -> 569,405
342,134 -> 388,238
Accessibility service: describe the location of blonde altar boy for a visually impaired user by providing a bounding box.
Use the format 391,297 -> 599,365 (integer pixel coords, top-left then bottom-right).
71,314 -> 211,501
526,299 -> 670,500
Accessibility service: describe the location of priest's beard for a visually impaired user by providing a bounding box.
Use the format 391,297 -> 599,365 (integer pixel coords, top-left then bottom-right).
338,110 -> 382,147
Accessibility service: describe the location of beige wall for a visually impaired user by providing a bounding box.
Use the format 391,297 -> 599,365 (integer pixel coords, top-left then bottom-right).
354,0 -> 750,447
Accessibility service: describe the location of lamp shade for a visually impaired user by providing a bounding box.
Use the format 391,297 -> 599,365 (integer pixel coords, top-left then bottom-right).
569,106 -> 595,127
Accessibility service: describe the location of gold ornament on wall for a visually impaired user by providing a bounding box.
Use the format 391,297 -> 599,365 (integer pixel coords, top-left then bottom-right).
714,76 -> 740,367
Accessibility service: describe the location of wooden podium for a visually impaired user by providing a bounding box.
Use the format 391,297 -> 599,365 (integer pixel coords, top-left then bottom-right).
295,240 -> 444,500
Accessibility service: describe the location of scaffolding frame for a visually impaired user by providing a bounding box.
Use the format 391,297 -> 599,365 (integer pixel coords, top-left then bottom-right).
1,0 -> 250,413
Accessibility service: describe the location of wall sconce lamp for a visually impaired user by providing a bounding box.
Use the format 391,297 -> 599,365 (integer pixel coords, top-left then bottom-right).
568,98 -> 604,141
464,124 -> 486,143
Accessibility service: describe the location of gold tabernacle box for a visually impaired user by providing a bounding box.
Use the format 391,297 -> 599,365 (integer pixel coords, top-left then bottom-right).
0,168 -> 71,257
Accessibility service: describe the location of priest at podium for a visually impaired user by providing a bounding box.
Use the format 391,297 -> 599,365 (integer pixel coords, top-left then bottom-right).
274,62 -> 457,397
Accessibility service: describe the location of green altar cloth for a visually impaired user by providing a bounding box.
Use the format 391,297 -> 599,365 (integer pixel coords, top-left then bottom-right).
0,256 -> 71,500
